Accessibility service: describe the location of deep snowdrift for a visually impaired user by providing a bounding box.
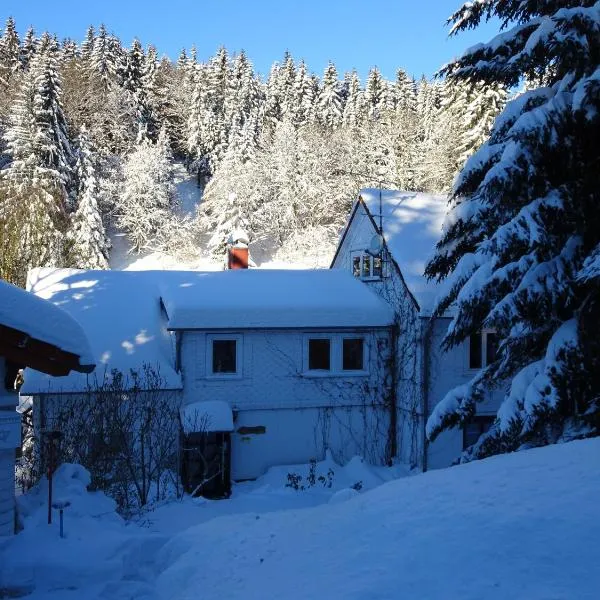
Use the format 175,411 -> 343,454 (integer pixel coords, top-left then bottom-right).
1,440 -> 597,599
156,439 -> 599,600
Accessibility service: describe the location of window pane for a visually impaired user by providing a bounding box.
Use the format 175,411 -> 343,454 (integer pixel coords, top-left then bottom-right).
343,338 -> 364,370
372,256 -> 382,278
352,256 -> 361,277
213,340 -> 237,373
362,255 -> 371,278
308,339 -> 330,370
485,332 -> 498,366
463,417 -> 494,450
469,332 -> 482,369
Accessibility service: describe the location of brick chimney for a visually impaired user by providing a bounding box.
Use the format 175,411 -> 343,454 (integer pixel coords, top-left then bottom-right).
226,229 -> 250,270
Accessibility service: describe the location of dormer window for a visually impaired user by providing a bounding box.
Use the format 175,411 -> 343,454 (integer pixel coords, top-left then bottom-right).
351,252 -> 383,280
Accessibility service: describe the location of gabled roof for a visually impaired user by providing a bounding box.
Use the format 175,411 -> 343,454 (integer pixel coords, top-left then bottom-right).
0,278 -> 94,376
21,267 -> 394,394
333,189 -> 448,314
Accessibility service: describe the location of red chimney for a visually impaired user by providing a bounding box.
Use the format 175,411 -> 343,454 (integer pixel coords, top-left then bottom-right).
228,246 -> 249,269
226,229 -> 250,269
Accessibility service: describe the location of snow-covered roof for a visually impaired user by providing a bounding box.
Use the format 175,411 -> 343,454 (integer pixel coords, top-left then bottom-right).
21,267 -> 393,394
161,269 -> 394,330
0,278 -> 94,370
21,268 -> 182,394
358,189 -> 448,313
180,401 -> 234,433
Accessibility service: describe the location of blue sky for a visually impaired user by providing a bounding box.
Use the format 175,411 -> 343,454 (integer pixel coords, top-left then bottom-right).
1,1 -> 500,80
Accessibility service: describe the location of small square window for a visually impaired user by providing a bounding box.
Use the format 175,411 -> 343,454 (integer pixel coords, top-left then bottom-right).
308,339 -> 330,370
352,256 -> 361,277
212,340 -> 237,373
343,338 -> 364,371
463,417 -> 494,450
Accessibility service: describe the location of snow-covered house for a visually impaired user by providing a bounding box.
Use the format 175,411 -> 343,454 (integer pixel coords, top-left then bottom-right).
331,189 -> 505,470
0,279 -> 94,535
22,268 -> 396,481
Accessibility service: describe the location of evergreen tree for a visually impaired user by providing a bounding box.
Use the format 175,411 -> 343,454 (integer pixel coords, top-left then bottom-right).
80,25 -> 95,61
342,70 -> 365,127
425,0 -> 600,455
68,127 -> 110,269
292,60 -> 315,126
317,62 -> 343,128
364,67 -> 391,120
5,49 -> 75,197
90,24 -> 118,89
121,38 -> 156,143
0,17 -> 21,86
21,26 -> 37,69
117,126 -> 175,252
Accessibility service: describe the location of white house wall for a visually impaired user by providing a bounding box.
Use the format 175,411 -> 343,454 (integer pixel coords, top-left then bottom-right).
180,329 -> 392,480
425,317 -> 507,469
331,203 -> 425,469
332,202 -> 508,471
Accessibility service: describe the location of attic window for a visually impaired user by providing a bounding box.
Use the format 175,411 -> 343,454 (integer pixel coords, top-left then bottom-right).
351,252 -> 383,280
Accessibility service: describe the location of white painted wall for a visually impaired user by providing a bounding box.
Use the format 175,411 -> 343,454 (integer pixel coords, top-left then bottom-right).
331,202 -> 508,471
180,328 -> 392,480
425,318 -> 506,469
331,202 -> 426,469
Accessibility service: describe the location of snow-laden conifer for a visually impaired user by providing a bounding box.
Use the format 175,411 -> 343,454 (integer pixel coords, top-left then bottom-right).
116,126 -> 175,252
425,0 -> 600,455
68,127 -> 110,269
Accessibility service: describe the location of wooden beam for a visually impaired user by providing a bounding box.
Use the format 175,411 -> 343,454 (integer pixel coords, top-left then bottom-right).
0,323 -> 94,375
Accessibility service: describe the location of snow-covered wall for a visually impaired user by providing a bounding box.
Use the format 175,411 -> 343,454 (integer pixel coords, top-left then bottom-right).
331,202 -> 425,468
425,318 -> 506,469
331,200 -> 507,470
180,328 -> 392,480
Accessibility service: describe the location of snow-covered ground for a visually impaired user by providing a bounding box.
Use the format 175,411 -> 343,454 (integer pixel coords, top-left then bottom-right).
1,440 -> 598,599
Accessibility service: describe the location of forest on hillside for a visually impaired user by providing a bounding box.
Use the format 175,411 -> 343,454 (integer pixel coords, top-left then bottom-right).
0,18 -> 507,284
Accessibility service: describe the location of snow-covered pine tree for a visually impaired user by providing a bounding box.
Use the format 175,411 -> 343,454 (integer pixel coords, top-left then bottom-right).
67,127 -> 110,269
1,48 -> 75,281
60,38 -> 79,62
80,25 -> 95,61
90,24 -> 118,90
0,17 -> 21,87
342,70 -> 365,127
425,0 -> 600,456
292,60 -> 315,126
121,38 -> 157,143
117,126 -> 175,252
317,61 -> 343,128
21,26 -> 36,69
364,67 -> 391,120
456,80 -> 508,167
5,48 -> 75,199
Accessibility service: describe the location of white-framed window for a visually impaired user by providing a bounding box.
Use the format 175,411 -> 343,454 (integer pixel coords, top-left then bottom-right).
468,330 -> 498,370
207,334 -> 243,378
351,252 -> 383,280
304,334 -> 369,376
